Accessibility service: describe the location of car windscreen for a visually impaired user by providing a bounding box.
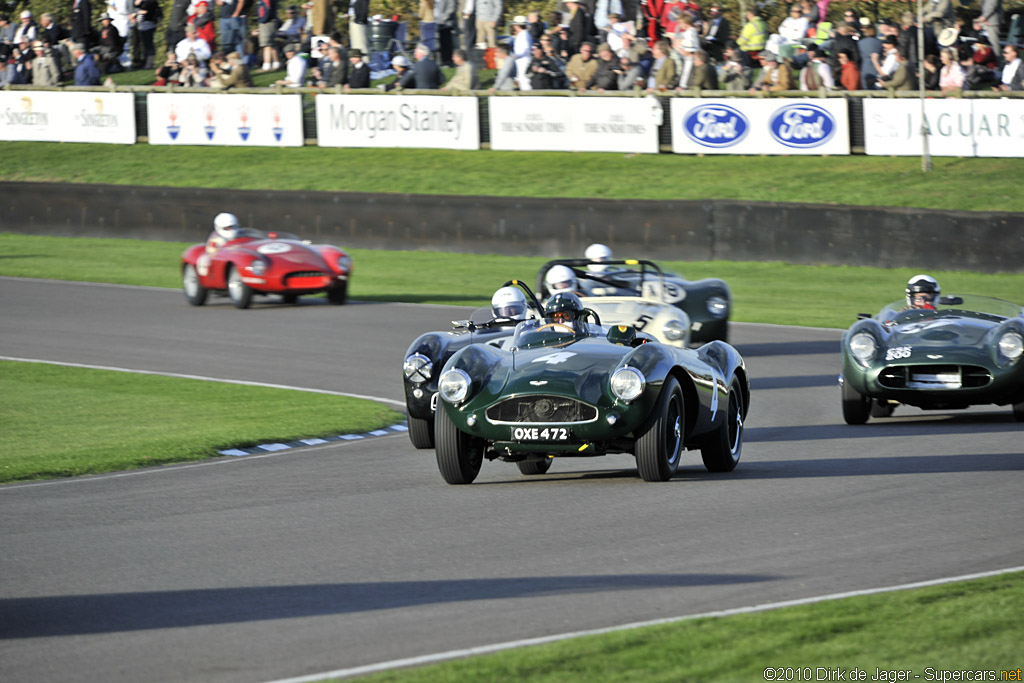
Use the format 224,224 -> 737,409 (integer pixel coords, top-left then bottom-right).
512,319 -> 597,350
879,295 -> 1023,324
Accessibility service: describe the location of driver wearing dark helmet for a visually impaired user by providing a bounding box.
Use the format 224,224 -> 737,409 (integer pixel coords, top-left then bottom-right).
905,274 -> 940,310
544,291 -> 585,329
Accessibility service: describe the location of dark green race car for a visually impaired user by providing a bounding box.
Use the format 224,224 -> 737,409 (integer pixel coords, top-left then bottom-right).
840,295 -> 1024,424
432,314 -> 750,484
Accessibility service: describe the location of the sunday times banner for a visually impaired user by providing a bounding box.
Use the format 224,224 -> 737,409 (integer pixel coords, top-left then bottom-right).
147,93 -> 303,146
315,94 -> 480,150
0,91 -> 135,143
670,98 -> 850,155
863,98 -> 1024,157
488,96 -> 660,153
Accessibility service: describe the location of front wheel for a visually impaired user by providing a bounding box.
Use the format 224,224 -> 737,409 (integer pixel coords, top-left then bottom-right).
183,264 -> 208,306
435,407 -> 484,485
407,415 -> 435,449
227,267 -> 253,309
635,376 -> 684,482
841,376 -> 870,425
517,458 -> 553,475
701,377 -> 744,472
327,282 -> 347,305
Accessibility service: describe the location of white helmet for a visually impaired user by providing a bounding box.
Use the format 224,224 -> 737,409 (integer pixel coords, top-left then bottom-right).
213,212 -> 240,241
584,243 -> 613,273
544,265 -> 578,294
905,274 -> 940,309
491,286 -> 528,320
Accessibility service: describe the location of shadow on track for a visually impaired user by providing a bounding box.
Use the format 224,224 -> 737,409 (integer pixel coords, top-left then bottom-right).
732,340 -> 839,358
718,452 -> 1023,480
747,412 -> 1022,443
0,572 -> 778,639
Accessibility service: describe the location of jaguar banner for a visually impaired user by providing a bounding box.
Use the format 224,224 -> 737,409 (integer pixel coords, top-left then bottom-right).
863,98 -> 1024,157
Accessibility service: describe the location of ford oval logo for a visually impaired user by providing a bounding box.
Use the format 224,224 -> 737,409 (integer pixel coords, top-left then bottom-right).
769,103 -> 837,148
683,104 -> 749,148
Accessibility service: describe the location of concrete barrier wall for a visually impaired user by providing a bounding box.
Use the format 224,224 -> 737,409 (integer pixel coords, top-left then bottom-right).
1,182 -> 1021,272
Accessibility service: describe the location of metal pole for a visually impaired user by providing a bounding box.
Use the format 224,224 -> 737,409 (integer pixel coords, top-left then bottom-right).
917,0 -> 932,171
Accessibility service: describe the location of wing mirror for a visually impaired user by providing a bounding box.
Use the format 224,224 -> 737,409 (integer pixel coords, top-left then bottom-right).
939,295 -> 963,306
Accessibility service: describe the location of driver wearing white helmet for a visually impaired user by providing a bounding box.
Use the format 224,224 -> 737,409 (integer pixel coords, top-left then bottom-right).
491,286 -> 529,321
206,212 -> 241,254
584,243 -> 613,273
905,274 -> 940,310
544,264 -> 583,297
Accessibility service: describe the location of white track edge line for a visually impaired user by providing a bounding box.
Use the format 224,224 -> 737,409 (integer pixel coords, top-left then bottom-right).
264,565 -> 1024,683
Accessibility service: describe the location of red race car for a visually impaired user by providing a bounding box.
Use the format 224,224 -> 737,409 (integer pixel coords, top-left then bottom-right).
182,220 -> 353,309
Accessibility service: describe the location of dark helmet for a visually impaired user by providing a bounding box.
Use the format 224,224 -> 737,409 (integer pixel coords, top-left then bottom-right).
906,274 -> 940,309
544,291 -> 584,321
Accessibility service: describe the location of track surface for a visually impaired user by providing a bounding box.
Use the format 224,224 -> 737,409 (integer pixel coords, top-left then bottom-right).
1,278 -> 1021,683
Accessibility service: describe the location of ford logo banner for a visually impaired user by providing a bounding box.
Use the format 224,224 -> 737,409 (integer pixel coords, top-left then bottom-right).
682,104 -> 750,148
769,103 -> 837,148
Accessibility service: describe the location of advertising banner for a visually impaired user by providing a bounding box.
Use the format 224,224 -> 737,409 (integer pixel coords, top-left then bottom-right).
863,98 -> 1024,157
488,96 -> 661,153
315,94 -> 480,150
147,93 -> 303,146
670,98 -> 850,155
0,91 -> 135,143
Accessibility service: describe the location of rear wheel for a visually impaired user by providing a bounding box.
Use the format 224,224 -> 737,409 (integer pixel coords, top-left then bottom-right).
517,458 -> 553,475
183,264 -> 208,306
870,400 -> 895,418
701,377 -> 744,472
327,282 -> 347,305
435,407 -> 484,485
407,415 -> 435,449
227,267 -> 253,309
635,376 -> 684,482
841,376 -> 871,425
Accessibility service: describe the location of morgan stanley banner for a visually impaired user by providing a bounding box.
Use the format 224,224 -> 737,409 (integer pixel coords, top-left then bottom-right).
315,94 -> 480,150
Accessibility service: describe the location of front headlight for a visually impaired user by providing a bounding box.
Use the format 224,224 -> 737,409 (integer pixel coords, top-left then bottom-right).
403,353 -> 433,383
610,367 -> 646,403
438,369 -> 472,404
849,332 -> 878,367
248,259 -> 266,275
661,319 -> 686,342
997,331 -> 1024,364
337,254 -> 352,272
706,296 -> 729,318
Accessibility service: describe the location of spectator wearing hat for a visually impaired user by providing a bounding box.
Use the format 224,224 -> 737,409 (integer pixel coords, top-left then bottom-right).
474,0 -> 502,49
998,43 -> 1024,90
274,41 -> 306,85
345,47 -> 369,88
94,13 -> 124,73
30,40 -> 61,85
526,40 -> 561,89
175,23 -> 212,64
565,39 -> 598,90
387,53 -> 413,90
441,47 -> 479,90
71,41 -> 101,83
875,35 -> 900,81
751,52 -> 793,91
13,10 -> 38,45
700,3 -> 729,62
256,0 -> 280,70
588,41 -> 618,90
510,14 -> 533,90
857,21 -> 882,89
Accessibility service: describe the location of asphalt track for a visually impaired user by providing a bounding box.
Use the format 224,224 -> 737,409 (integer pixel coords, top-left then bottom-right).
1,277 -> 1021,683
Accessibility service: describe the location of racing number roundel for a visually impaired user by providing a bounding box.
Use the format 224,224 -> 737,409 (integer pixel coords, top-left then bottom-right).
257,242 -> 292,255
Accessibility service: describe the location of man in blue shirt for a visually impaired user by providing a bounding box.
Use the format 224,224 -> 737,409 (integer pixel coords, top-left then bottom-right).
72,42 -> 101,84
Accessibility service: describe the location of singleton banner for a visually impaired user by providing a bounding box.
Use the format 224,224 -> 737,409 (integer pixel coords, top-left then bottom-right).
488,96 -> 661,153
0,91 -> 135,143
670,98 -> 850,155
147,93 -> 303,146
863,98 -> 1024,157
315,94 -> 480,150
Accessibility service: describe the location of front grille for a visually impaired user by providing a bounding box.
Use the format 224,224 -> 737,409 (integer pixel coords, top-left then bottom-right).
286,271 -> 326,280
878,365 -> 992,390
486,395 -> 598,424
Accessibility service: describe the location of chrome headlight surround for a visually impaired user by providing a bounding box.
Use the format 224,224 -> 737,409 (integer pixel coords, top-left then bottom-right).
248,259 -> 267,276
403,353 -> 433,383
438,369 -> 472,405
610,366 -> 646,403
706,296 -> 729,318
848,331 -> 878,367
996,331 -> 1024,367
337,254 -> 352,272
661,319 -> 686,342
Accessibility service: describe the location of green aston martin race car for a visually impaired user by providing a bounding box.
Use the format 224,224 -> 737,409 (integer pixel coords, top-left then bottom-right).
432,302 -> 750,485
840,294 -> 1024,424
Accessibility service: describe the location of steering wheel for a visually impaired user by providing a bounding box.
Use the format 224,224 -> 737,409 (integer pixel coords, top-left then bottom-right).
535,323 -> 575,334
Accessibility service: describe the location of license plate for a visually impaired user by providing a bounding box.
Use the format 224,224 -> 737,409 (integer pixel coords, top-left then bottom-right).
511,426 -> 570,442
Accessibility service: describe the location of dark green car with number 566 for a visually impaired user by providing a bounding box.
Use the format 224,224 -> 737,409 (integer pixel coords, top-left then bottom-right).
432,317 -> 750,485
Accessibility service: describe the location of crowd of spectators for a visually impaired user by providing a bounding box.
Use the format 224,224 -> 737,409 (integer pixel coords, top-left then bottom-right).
1,0 -> 1022,92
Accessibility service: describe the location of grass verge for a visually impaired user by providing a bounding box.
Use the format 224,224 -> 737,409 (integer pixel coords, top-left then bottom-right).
2,233 -> 1023,329
0,360 -> 402,483
2,143 -> 1024,212
351,570 -> 1024,682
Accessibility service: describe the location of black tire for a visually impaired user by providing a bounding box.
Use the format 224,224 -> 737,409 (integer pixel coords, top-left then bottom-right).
870,400 -> 895,418
182,264 -> 208,306
434,407 -> 484,485
635,376 -> 684,482
227,266 -> 253,309
1013,402 -> 1024,422
841,376 -> 871,425
327,282 -> 347,305
517,458 -> 553,475
407,415 -> 435,449
701,377 -> 744,472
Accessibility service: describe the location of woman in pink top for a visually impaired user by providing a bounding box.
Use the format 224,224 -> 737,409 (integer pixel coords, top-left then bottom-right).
939,47 -> 964,95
